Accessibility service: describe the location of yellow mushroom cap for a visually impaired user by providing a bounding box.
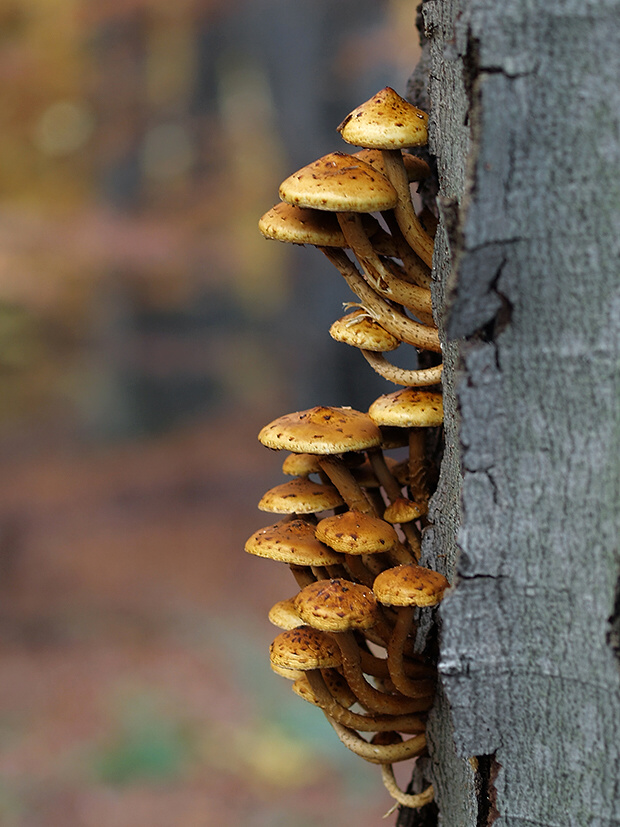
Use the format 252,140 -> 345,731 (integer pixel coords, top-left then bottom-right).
258,405 -> 382,455
337,87 -> 429,150
329,310 -> 400,353
383,497 -> 425,524
279,151 -> 398,213
316,510 -> 398,555
258,202 -> 348,247
373,564 -> 449,608
258,479 -> 344,514
268,596 -> 304,630
281,452 -> 323,477
246,518 -> 343,566
294,578 -> 380,633
270,626 -> 342,670
368,389 -> 444,428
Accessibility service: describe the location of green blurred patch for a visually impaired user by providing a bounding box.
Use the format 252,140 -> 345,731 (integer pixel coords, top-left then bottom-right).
94,693 -> 194,786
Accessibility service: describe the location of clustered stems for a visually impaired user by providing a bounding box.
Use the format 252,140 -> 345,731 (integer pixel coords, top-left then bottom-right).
247,87 -> 449,817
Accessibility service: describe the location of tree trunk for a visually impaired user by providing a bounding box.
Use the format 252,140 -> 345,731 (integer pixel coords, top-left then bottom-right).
400,1 -> 620,825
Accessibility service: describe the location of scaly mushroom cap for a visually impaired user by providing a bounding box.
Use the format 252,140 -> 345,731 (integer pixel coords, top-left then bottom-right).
279,151 -> 398,213
294,578 -> 380,633
258,479 -> 344,514
259,202 -> 348,247
316,511 -> 398,555
368,389 -> 443,428
383,497 -> 425,524
337,87 -> 429,150
373,564 -> 449,608
258,405 -> 382,455
270,626 -> 343,670
329,309 -> 400,353
353,148 -> 431,181
246,518 -> 343,565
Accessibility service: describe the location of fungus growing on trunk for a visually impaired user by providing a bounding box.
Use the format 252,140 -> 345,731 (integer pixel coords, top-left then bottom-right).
373,564 -> 449,698
337,86 -> 434,268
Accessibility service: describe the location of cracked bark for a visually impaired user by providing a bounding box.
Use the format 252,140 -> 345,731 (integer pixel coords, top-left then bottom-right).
400,1 -> 620,825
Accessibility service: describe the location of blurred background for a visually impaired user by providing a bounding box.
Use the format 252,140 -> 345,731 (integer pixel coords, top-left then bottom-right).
0,1 -> 422,824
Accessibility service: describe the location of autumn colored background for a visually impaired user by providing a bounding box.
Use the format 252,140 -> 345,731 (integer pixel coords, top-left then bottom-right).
0,2 -> 421,824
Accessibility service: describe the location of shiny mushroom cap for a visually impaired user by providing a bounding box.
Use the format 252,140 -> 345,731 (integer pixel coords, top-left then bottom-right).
259,405 -> 382,455
258,479 -> 344,514
383,497 -> 425,524
279,151 -> 398,213
368,389 -> 444,428
316,511 -> 398,555
294,578 -> 380,633
246,518 -> 343,565
270,626 -> 343,670
329,309 -> 400,353
373,564 -> 449,608
337,87 -> 429,150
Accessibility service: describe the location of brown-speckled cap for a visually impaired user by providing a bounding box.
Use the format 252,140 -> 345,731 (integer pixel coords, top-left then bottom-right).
373,564 -> 449,607
337,87 -> 428,150
258,478 -> 344,514
294,578 -> 380,632
329,309 -> 400,353
279,151 -> 398,213
259,405 -> 382,455
315,510 -> 398,555
245,518 -> 342,565
368,389 -> 443,428
258,202 -> 347,247
383,497 -> 425,524
270,626 -> 342,670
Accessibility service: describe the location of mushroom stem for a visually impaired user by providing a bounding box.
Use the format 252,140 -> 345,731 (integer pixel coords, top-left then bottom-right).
318,456 -> 377,516
334,630 -> 434,715
361,351 -> 443,387
381,149 -> 434,268
359,648 -> 435,681
325,717 -> 427,764
367,448 -> 422,560
336,213 -> 434,320
386,606 -> 430,698
381,211 -> 431,289
381,764 -> 434,809
320,248 -> 441,353
289,564 -> 317,589
304,671 -> 426,734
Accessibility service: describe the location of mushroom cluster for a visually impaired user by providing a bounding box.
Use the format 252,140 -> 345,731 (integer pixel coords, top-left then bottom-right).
248,88 -> 448,814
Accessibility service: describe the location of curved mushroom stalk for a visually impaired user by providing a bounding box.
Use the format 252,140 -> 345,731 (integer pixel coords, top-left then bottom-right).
320,247 -> 441,353
366,447 -> 422,560
334,628 -> 435,715
336,213 -> 434,322
381,150 -> 434,267
381,763 -> 434,809
299,670 -> 427,734
325,717 -> 427,764
361,350 -> 443,387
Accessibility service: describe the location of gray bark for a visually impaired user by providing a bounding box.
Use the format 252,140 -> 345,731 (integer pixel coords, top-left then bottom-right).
402,1 -> 620,825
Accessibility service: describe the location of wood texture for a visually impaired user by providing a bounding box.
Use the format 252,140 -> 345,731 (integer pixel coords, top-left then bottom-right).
416,0 -> 620,825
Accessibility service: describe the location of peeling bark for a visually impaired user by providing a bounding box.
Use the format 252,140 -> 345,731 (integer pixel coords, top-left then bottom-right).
402,1 -> 620,825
